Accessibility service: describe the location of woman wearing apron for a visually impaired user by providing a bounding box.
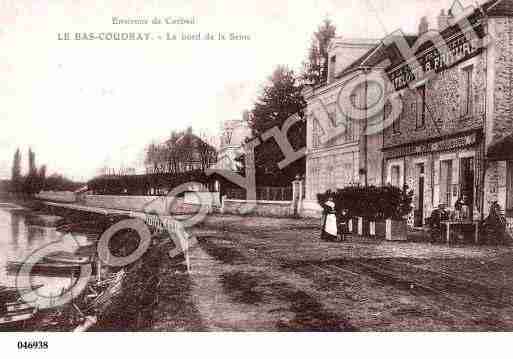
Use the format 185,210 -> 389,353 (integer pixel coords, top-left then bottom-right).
321,197 -> 338,241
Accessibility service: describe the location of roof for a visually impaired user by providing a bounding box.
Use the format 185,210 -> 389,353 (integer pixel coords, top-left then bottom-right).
328,0 -> 511,82
336,35 -> 417,78
483,0 -> 513,16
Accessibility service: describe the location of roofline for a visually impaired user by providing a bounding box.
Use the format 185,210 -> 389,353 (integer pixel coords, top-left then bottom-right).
486,0 -> 504,13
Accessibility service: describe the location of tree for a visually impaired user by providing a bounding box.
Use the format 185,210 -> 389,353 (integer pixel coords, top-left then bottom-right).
144,142 -> 161,174
28,148 -> 37,176
301,18 -> 337,85
24,148 -> 38,195
165,131 -> 182,173
11,148 -> 21,193
44,173 -> 83,192
38,165 -> 47,192
249,65 -> 306,183
144,127 -> 218,174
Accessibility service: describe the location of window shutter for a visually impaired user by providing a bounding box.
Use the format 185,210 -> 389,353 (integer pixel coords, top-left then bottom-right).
507,161 -> 513,211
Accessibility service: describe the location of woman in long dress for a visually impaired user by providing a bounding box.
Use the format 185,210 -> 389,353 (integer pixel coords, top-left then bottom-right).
321,197 -> 338,241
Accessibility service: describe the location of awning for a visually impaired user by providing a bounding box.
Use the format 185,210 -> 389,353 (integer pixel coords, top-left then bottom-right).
487,133 -> 513,161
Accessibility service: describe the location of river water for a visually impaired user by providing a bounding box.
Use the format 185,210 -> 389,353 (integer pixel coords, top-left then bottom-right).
0,203 -> 84,299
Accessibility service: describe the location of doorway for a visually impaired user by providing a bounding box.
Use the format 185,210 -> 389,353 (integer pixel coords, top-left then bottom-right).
460,157 -> 475,218
414,163 -> 425,227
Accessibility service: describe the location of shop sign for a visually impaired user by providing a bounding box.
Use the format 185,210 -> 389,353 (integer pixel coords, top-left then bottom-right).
388,31 -> 484,91
384,133 -> 478,159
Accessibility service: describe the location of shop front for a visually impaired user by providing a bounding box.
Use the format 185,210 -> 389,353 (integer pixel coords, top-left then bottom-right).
384,130 -> 482,227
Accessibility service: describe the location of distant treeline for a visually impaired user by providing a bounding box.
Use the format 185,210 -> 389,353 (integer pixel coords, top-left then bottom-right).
87,170 -> 226,196
9,148 -> 84,197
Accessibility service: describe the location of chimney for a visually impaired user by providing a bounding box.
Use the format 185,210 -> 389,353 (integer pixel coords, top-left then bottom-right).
242,110 -> 250,123
437,9 -> 449,30
418,16 -> 429,35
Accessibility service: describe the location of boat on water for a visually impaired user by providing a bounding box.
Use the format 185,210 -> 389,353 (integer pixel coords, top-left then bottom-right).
7,247 -> 96,276
0,286 -> 41,328
0,302 -> 37,327
56,214 -> 130,239
44,252 -> 92,265
7,261 -> 96,277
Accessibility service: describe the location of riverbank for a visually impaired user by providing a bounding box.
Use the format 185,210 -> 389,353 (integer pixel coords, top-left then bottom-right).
0,200 -> 175,332
11,200 -> 513,331
0,197 -> 64,227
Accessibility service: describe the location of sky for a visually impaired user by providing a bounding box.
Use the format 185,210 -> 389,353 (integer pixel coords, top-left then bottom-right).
0,0 -> 481,181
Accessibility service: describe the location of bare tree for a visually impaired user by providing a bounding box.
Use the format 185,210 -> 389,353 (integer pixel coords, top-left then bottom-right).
197,131 -> 218,171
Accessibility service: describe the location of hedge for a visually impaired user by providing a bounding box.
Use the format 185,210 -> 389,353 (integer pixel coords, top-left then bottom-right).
317,184 -> 413,221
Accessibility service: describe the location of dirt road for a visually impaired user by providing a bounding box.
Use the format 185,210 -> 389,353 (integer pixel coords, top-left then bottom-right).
150,215 -> 513,331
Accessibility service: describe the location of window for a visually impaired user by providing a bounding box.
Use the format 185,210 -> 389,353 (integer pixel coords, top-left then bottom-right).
312,120 -> 321,148
411,102 -> 417,127
416,85 -> 426,129
462,66 -> 473,116
390,165 -> 401,187
345,94 -> 356,141
392,104 -> 402,133
440,160 -> 453,206
418,163 -> 425,175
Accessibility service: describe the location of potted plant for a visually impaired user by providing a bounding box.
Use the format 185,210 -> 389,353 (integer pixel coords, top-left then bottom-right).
383,185 -> 413,241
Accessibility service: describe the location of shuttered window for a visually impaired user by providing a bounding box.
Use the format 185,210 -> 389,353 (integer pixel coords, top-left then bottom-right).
440,160 -> 453,206
507,161 -> 513,213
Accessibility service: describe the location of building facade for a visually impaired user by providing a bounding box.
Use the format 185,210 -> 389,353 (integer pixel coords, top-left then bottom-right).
382,0 -> 513,228
302,38 -> 383,216
303,0 -> 513,230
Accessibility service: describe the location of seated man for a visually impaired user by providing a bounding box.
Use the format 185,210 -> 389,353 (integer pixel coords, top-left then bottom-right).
427,203 -> 449,243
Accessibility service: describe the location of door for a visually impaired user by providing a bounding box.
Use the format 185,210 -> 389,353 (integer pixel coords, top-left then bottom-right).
415,176 -> 425,226
460,157 -> 474,218
414,163 -> 425,227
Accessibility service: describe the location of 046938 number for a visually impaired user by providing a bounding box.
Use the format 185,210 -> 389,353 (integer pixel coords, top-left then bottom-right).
17,341 -> 48,350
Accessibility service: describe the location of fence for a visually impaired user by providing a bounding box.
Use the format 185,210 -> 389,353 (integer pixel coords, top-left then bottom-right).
225,186 -> 292,201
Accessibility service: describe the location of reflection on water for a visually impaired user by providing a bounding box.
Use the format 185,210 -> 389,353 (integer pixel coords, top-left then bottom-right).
0,205 -> 82,298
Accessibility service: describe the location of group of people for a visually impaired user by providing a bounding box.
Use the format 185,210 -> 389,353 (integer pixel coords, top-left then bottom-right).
321,193 -> 479,243
320,197 -> 349,242
427,194 -> 485,243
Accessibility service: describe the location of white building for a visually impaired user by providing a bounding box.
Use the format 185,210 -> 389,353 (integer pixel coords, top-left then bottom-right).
216,112 -> 252,171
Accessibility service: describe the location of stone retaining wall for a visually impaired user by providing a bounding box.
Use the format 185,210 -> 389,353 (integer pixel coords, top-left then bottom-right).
82,195 -> 185,214
184,191 -> 221,207
222,199 -> 295,217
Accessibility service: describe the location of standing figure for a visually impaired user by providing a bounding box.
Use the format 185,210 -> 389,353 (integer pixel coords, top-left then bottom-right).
454,195 -> 464,220
461,194 -> 470,220
321,197 -> 338,242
